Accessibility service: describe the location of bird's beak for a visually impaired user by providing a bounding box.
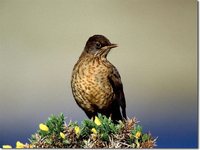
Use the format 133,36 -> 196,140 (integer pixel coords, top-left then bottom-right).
107,43 -> 118,49
101,44 -> 118,51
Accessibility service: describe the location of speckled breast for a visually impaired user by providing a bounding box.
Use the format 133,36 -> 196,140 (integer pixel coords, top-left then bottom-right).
71,56 -> 114,112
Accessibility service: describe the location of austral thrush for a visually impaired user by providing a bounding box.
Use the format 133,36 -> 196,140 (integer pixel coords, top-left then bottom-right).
71,35 -> 127,122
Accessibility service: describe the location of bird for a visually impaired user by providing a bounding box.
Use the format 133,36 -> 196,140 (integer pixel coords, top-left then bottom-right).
71,34 -> 127,122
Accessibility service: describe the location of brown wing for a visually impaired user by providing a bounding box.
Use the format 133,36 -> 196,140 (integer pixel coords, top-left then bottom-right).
108,67 -> 127,120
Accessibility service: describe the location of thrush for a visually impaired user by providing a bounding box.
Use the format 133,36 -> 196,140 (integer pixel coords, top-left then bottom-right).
71,35 -> 127,122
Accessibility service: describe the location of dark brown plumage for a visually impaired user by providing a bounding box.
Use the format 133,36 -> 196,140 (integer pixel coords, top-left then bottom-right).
71,35 -> 127,122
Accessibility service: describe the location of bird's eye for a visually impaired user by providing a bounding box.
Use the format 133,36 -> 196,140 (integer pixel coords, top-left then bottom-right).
96,42 -> 101,49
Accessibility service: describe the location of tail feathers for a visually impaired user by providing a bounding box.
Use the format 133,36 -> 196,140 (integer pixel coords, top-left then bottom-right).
109,102 -> 123,123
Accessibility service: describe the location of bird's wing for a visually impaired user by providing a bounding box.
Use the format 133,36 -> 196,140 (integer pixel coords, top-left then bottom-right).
108,67 -> 127,119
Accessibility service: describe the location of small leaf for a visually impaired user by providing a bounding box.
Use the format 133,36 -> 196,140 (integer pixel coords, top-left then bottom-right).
142,133 -> 150,142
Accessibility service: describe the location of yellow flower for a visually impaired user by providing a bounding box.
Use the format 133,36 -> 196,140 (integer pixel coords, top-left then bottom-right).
94,116 -> 101,126
16,141 -> 24,148
39,123 -> 49,132
60,132 -> 65,139
2,145 -> 12,149
135,131 -> 141,139
74,126 -> 80,135
91,128 -> 97,134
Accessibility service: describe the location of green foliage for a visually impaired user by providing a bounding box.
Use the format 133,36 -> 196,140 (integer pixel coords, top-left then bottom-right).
142,133 -> 151,142
29,113 -> 70,148
95,114 -> 119,141
79,114 -> 122,141
80,119 -> 95,138
97,113 -> 119,133
38,113 -> 65,138
28,113 -> 156,148
131,124 -> 142,135
68,120 -> 78,127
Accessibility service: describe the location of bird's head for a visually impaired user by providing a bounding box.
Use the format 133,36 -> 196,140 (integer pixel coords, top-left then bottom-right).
84,35 -> 117,58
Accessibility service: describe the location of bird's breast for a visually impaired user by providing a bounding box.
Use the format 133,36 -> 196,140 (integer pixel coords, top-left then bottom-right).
71,57 -> 114,110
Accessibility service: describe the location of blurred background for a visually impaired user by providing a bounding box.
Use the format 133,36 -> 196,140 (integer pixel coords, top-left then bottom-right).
0,0 -> 197,148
